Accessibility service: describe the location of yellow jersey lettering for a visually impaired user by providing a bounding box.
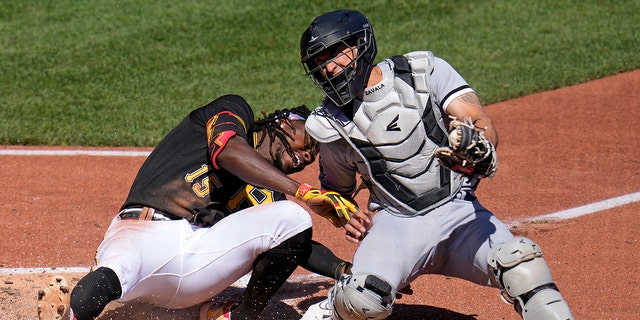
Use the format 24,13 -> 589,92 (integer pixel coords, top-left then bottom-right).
185,164 -> 209,182
185,164 -> 221,198
226,185 -> 276,211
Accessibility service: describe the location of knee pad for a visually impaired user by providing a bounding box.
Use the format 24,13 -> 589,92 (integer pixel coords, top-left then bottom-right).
331,273 -> 394,320
488,237 -> 574,320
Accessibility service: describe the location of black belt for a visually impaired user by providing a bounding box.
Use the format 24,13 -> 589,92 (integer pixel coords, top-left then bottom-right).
455,189 -> 477,201
118,207 -> 181,221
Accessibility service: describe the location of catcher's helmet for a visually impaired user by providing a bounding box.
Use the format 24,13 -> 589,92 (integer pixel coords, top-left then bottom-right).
300,10 -> 377,107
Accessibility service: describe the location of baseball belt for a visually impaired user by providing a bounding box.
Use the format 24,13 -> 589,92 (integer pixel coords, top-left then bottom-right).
454,189 -> 477,201
118,207 -> 182,221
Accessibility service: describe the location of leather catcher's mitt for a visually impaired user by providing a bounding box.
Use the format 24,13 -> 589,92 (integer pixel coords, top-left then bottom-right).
435,117 -> 498,179
296,184 -> 357,228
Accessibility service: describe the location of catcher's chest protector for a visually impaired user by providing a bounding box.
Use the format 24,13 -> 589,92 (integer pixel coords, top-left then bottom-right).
312,51 -> 465,215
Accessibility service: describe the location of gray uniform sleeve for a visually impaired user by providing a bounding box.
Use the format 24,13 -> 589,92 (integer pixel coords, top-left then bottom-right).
429,56 -> 475,112
318,139 -> 358,195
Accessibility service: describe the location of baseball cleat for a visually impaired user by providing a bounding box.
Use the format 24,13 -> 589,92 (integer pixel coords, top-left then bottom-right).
37,275 -> 71,320
300,298 -> 333,319
199,300 -> 237,320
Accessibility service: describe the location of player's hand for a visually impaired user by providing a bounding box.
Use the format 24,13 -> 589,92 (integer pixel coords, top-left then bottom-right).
295,184 -> 357,228
344,208 -> 374,243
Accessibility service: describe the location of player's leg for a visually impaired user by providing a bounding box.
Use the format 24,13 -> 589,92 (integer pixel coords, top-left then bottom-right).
37,211 -> 175,320
303,209 -> 442,320
68,267 -> 122,320
302,240 -> 352,280
195,200 -> 313,319
91,215 -> 190,308
437,204 -> 514,285
440,201 -> 574,320
37,216 -> 160,320
487,236 -> 574,320
231,226 -> 312,319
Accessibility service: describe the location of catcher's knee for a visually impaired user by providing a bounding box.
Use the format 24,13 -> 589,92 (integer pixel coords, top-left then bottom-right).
487,237 -> 574,320
331,273 -> 394,320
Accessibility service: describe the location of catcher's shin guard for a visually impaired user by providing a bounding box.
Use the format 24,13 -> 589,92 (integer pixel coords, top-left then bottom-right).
487,237 -> 574,320
331,273 -> 394,320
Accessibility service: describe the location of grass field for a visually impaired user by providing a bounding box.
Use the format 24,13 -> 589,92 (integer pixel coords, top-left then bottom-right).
1,0 -> 638,146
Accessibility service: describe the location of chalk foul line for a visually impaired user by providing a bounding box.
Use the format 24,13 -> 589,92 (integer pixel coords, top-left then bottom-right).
509,191 -> 640,227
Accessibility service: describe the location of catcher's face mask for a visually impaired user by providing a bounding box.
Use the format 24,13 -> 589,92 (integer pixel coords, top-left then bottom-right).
300,9 -> 377,107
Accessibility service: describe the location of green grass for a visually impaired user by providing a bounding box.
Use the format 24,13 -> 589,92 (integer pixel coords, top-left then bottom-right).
1,0 -> 638,146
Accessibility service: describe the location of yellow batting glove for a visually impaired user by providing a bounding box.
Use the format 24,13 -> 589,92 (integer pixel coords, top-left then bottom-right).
296,184 -> 358,228
295,183 -> 323,202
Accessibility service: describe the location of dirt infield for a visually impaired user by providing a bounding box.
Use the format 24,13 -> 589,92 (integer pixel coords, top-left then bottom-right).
1,70 -> 639,319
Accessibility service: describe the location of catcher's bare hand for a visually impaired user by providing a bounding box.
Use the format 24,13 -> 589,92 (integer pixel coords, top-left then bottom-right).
434,116 -> 498,179
344,209 -> 373,244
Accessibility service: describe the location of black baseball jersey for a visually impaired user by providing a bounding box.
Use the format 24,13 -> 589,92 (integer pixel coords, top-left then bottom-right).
121,94 -> 285,221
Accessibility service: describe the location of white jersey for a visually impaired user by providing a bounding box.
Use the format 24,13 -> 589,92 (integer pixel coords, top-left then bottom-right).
306,51 -> 476,215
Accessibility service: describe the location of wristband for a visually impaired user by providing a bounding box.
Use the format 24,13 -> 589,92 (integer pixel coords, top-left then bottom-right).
295,183 -> 313,199
295,183 -> 322,202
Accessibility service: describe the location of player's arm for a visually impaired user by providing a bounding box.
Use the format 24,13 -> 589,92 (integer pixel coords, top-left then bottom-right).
437,92 -> 499,179
315,142 -> 371,241
445,92 -> 498,148
431,57 -> 498,147
204,101 -> 304,196
217,135 -> 301,196
221,140 -> 366,234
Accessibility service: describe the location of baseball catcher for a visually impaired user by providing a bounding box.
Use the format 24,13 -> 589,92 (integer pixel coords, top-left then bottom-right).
298,9 -> 574,320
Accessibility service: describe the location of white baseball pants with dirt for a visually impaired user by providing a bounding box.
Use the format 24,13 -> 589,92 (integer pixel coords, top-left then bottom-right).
94,200 -> 312,309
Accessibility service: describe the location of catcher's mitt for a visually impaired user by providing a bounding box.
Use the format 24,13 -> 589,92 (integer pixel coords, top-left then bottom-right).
434,117 -> 498,179
296,184 -> 357,228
